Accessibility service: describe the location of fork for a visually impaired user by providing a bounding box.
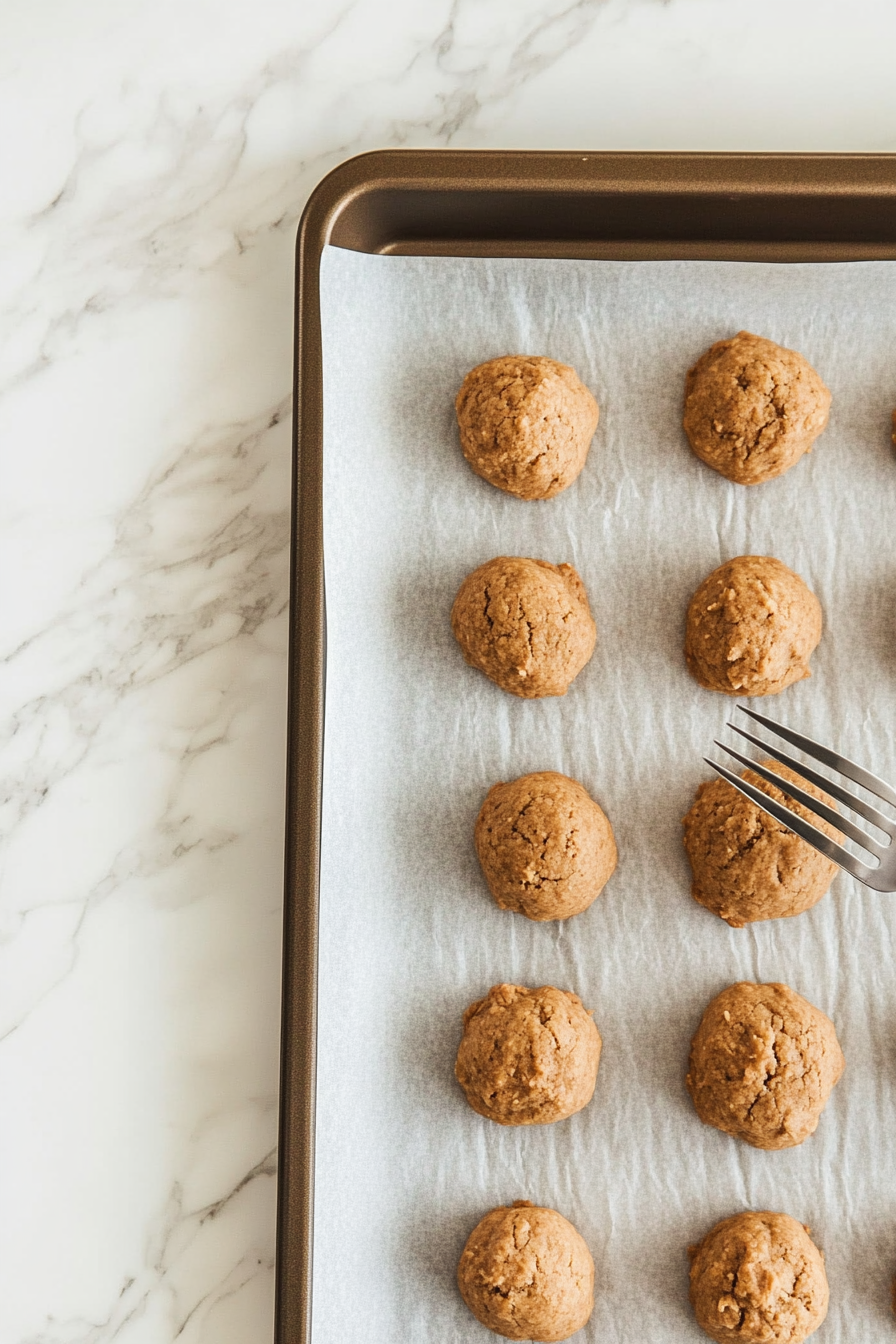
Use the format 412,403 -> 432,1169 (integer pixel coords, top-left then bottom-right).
707,705 -> 896,892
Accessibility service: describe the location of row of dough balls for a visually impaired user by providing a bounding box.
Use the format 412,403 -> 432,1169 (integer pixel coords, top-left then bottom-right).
453,343 -> 835,1344
455,982 -> 842,1341
452,552 -> 822,700
455,981 -> 843,1147
477,764 -> 838,928
455,332 -> 831,499
458,1202 -> 829,1343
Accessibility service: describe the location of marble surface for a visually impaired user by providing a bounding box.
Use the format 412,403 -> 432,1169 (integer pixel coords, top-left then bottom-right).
2,1 -> 896,1340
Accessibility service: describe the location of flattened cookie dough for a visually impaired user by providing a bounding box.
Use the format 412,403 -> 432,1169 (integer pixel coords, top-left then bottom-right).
458,1200 -> 594,1341
686,981 -> 844,1150
475,771 -> 617,921
452,555 -> 596,698
683,331 -> 831,485
455,983 -> 601,1126
689,1211 -> 828,1344
685,555 -> 822,696
455,355 -> 599,500
682,761 -> 839,927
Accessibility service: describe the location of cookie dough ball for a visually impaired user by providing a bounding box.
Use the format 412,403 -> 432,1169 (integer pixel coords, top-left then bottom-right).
452,556 -> 596,698
689,1211 -> 828,1344
686,982 -> 844,1150
458,1200 -> 594,1341
685,555 -> 822,697
455,983 -> 601,1126
455,355 -> 599,500
475,771 -> 617,921
683,331 -> 831,485
682,761 -> 839,927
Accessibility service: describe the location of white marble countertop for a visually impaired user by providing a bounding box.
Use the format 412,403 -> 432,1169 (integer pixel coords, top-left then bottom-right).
2,2 -> 896,1340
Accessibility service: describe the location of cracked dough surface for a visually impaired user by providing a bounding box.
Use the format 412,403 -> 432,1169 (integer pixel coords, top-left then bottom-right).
451,555 -> 596,698
684,555 -> 822,696
689,1210 -> 828,1344
686,981 -> 844,1151
457,1200 -> 594,1341
455,355 -> 599,500
683,331 -> 831,485
682,761 -> 839,927
475,770 -> 617,921
455,983 -> 601,1126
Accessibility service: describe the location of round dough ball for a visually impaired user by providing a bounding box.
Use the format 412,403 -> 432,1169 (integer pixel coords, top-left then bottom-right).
686,981 -> 844,1150
452,555 -> 596,698
689,1210 -> 828,1344
455,983 -> 601,1126
683,331 -> 831,485
458,1200 -> 594,1341
684,555 -> 822,697
682,761 -> 839,927
475,771 -> 617,921
455,355 -> 599,500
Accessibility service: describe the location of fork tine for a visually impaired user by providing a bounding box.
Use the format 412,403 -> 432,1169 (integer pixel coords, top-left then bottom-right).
727,722 -> 895,839
736,705 -> 896,809
706,755 -> 876,884
713,741 -> 886,858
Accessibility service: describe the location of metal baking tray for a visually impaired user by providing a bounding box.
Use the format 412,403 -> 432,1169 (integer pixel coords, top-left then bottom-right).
276,149 -> 896,1343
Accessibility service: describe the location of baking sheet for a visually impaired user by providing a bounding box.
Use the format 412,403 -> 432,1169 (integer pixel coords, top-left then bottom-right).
315,247 -> 896,1342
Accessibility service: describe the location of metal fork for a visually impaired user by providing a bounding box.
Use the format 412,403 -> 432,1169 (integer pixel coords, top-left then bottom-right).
707,705 -> 896,892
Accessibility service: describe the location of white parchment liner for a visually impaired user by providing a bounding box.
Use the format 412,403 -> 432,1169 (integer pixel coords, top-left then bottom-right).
314,248 -> 896,1342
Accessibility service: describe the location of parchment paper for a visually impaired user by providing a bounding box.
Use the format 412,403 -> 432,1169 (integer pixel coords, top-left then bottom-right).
314,247 -> 896,1343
